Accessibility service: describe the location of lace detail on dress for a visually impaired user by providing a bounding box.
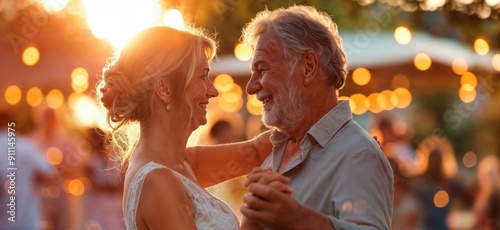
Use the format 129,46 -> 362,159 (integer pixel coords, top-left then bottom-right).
124,162 -> 239,230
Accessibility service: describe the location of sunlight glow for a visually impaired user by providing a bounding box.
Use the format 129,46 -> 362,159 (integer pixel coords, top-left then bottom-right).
214,74 -> 235,93
83,0 -> 163,49
40,0 -> 70,12
350,94 -> 369,115
45,147 -> 63,165
163,9 -> 185,30
74,96 -> 101,126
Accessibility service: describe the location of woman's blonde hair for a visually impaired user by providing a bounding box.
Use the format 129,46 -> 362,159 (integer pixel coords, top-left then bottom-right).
96,26 -> 217,168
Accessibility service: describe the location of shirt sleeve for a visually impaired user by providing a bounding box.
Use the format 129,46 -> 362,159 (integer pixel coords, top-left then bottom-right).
329,145 -> 394,230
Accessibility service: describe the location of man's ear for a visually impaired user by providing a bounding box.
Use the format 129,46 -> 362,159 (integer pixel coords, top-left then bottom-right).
303,51 -> 318,86
155,79 -> 171,105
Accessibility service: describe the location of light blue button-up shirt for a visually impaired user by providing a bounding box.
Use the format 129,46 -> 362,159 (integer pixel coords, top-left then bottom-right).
262,100 -> 394,230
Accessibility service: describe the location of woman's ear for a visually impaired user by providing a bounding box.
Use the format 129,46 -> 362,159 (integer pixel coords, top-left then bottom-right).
155,79 -> 171,105
303,51 -> 318,86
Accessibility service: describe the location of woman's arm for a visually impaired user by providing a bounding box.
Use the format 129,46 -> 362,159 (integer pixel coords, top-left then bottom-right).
186,130 -> 273,188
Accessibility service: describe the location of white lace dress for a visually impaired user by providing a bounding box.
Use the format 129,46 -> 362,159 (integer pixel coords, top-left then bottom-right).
124,161 -> 239,230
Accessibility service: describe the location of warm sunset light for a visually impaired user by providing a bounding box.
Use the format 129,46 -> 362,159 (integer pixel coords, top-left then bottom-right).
40,0 -> 70,12
26,87 -> 43,107
5,85 -> 22,105
394,26 -> 412,45
414,53 -> 432,71
379,90 -> 395,111
163,9 -> 184,30
83,0 -> 163,49
234,43 -> 253,61
352,67 -> 371,86
22,46 -> 40,66
74,96 -> 101,126
474,38 -> 489,55
46,89 -> 64,109
451,57 -> 468,75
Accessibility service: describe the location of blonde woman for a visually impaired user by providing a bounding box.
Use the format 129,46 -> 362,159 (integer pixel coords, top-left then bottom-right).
97,26 -> 289,229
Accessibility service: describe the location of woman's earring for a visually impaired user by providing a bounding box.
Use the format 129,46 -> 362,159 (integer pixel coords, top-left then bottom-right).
166,104 -> 171,111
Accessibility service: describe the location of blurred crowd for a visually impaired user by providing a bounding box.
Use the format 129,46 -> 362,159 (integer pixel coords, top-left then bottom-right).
1,103 -> 499,230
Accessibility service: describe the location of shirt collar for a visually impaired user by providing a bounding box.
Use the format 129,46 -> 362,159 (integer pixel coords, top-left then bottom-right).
269,100 -> 353,149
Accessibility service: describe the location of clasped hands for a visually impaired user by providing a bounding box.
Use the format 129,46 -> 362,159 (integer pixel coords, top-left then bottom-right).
240,167 -> 303,229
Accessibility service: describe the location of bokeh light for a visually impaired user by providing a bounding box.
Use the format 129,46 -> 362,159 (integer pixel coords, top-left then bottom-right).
473,38 -> 489,56
463,151 -> 478,168
46,89 -> 64,109
218,84 -> 243,113
5,85 -> 22,105
45,147 -> 63,165
214,74 -> 235,93
26,87 -> 43,107
71,67 -> 89,93
68,179 -> 85,196
434,190 -> 450,208
22,46 -> 40,66
352,67 -> 371,86
394,26 -> 412,45
414,53 -> 432,71
163,9 -> 184,30
379,90 -> 395,111
460,72 -> 477,89
246,94 -> 263,115
392,88 -> 412,109
492,54 -> 500,71
368,93 -> 383,113
392,74 -> 410,89
451,57 -> 468,75
350,93 -> 369,115
234,43 -> 253,61
459,86 -> 476,103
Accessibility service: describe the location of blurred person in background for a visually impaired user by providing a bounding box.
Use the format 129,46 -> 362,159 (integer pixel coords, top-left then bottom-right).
472,155 -> 500,230
80,127 -> 124,229
411,135 -> 468,230
28,103 -> 82,229
0,110 -> 57,230
97,26 -> 288,229
388,157 -> 422,230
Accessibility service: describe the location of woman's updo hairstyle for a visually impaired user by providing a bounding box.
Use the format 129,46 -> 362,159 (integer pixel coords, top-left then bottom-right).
96,26 -> 216,167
